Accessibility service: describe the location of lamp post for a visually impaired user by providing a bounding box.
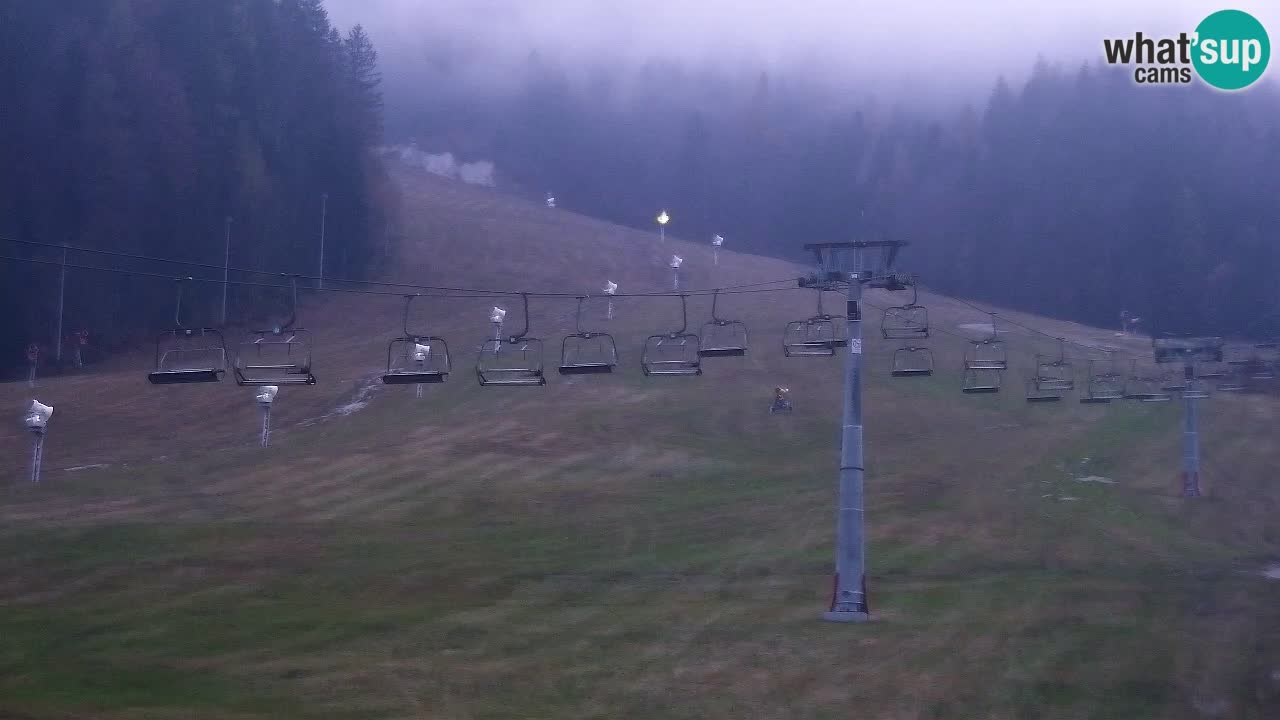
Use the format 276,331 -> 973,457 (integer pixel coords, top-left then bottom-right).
221,216 -> 233,325
656,210 -> 670,245
669,255 -> 683,291
26,343 -> 38,387
55,245 -> 67,364
712,234 -> 724,266
318,193 -> 328,290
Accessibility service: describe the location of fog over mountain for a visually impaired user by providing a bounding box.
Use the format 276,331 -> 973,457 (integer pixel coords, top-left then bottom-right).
326,0 -> 1279,118
310,0 -> 1280,341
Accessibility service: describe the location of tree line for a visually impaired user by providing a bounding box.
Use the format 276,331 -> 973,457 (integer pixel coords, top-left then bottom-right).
0,0 -> 385,372
400,55 -> 1280,341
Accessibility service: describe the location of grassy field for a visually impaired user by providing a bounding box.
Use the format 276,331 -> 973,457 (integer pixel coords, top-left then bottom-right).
3,166 -> 1280,719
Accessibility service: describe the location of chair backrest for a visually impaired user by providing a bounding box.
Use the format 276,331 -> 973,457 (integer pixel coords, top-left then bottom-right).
642,332 -> 701,375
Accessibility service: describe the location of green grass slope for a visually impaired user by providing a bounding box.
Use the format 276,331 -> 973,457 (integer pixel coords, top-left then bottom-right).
2,165 -> 1280,719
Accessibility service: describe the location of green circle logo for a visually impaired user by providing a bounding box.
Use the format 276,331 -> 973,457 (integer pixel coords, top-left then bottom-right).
1193,9 -> 1270,90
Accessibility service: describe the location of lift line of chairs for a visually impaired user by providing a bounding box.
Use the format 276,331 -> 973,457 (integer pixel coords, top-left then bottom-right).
950,316 -> 1276,403
148,277 -> 315,386
146,275 -> 1276,397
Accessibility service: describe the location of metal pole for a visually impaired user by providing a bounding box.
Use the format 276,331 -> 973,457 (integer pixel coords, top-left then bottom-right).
1182,363 -> 1201,497
825,275 -> 870,621
55,246 -> 67,364
221,216 -> 232,325
660,226 -> 665,245
672,267 -> 680,292
318,193 -> 328,290
28,360 -> 36,388
261,405 -> 272,448
30,433 -> 44,483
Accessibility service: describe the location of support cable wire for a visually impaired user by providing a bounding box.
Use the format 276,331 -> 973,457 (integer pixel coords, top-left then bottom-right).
0,236 -> 798,299
908,282 -> 1142,362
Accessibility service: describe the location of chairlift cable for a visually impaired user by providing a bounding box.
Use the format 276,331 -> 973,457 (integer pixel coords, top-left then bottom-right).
0,236 -> 799,299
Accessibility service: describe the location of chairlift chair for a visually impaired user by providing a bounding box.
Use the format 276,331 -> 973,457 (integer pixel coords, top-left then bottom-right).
891,347 -> 934,377
1079,358 -> 1125,404
698,290 -> 748,358
1217,370 -> 1247,393
477,293 -> 546,386
963,314 -> 1007,371
1250,361 -> 1276,381
962,367 -> 1003,394
1183,380 -> 1211,400
1034,339 -> 1075,392
148,278 -> 227,384
964,339 -> 1008,371
1122,361 -> 1171,402
880,278 -> 929,340
1159,370 -> 1189,393
642,295 -> 702,376
234,276 -> 316,386
1025,376 -> 1063,403
382,294 -> 451,385
1250,344 -> 1277,379
783,290 -> 848,357
559,296 -> 618,375
1226,343 -> 1256,366
1194,362 -> 1227,380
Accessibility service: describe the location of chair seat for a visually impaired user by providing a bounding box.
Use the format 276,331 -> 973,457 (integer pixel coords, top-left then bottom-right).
698,347 -> 746,358
477,369 -> 545,386
892,369 -> 933,377
148,369 -> 223,384
1079,397 -> 1112,404
236,369 -> 316,386
382,371 -> 447,385
240,376 -> 315,386
643,366 -> 701,376
784,342 -> 836,357
558,363 -> 614,375
963,386 -> 1000,394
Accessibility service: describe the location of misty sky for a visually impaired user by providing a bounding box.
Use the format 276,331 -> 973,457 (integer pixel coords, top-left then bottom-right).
325,0 -> 1280,123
